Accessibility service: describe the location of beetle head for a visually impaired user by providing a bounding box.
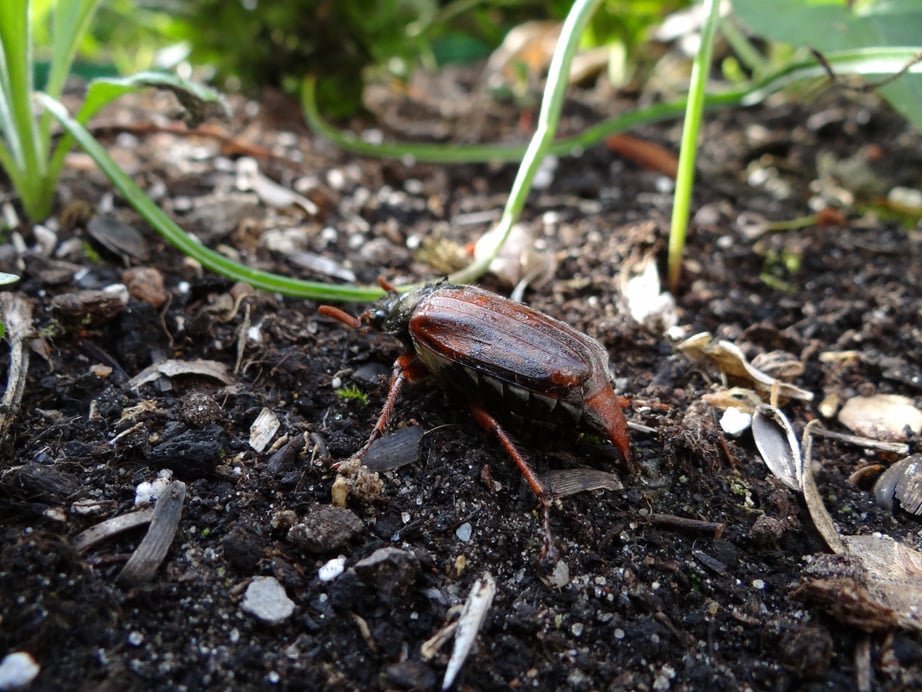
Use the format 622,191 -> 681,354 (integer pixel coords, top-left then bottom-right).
365,285 -> 433,335
319,282 -> 442,339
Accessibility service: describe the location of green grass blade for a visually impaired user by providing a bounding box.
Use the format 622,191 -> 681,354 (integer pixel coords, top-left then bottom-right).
450,0 -> 602,284
667,0 -> 722,293
38,94 -> 385,303
0,0 -> 50,218
45,0 -> 102,99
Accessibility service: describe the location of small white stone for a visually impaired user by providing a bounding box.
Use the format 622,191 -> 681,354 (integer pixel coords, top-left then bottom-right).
127,631 -> 144,646
241,576 -> 295,624
134,469 -> 173,506
455,522 -> 473,542
0,651 -> 40,689
720,407 -> 752,437
318,557 -> 346,582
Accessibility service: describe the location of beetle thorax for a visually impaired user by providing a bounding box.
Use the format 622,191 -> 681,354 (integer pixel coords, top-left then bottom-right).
369,286 -> 437,338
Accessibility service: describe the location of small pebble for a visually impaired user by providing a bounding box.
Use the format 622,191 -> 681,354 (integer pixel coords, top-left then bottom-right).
455,522 -> 473,542
121,267 -> 167,308
0,651 -> 40,689
354,547 -> 420,603
127,631 -> 144,646
318,556 -> 346,582
287,505 -> 364,554
241,576 -> 295,624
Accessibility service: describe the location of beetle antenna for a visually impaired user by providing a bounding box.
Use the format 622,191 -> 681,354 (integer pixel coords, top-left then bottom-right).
317,305 -> 363,329
377,276 -> 399,294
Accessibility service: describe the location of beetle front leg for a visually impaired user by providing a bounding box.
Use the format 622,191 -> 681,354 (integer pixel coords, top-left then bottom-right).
349,352 -> 428,461
468,403 -> 559,562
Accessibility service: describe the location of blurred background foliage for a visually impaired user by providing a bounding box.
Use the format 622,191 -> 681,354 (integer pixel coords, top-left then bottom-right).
30,0 -> 691,116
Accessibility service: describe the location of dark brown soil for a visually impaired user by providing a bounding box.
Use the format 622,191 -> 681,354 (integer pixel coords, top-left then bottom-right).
1,73 -> 921,691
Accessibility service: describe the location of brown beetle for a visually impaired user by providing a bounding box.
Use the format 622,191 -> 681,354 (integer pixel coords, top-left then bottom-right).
319,281 -> 631,557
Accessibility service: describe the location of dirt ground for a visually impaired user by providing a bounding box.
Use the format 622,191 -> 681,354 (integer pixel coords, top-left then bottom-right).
1,70 -> 921,691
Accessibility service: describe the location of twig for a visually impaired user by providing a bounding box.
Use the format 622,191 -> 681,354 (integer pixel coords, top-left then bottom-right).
807,426 -> 909,455
649,512 -> 725,538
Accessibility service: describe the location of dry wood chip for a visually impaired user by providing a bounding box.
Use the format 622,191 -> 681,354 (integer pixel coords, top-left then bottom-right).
73,507 -> 156,553
117,480 -> 186,586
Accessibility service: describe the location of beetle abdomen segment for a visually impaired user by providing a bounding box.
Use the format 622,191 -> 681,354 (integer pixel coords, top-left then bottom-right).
415,347 -> 590,427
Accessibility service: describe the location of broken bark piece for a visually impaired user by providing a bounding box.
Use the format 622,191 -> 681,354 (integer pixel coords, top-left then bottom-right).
117,480 -> 186,586
73,507 -> 156,553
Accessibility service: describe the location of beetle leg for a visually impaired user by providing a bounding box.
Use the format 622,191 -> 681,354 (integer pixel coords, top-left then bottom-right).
468,403 -> 558,561
349,352 -> 428,461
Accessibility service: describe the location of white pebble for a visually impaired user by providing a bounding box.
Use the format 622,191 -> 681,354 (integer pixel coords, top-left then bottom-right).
241,576 -> 295,624
0,651 -> 40,689
134,469 -> 173,506
318,557 -> 346,582
455,522 -> 473,542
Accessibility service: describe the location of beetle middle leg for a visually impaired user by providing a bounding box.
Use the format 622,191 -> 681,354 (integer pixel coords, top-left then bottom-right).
469,402 -> 559,562
349,352 -> 429,462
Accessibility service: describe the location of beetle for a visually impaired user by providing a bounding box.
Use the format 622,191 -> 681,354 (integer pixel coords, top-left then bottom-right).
319,280 -> 632,558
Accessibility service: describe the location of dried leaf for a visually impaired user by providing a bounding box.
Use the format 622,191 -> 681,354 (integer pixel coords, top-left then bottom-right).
128,359 -> 232,389
678,333 -> 813,402
795,534 -> 922,633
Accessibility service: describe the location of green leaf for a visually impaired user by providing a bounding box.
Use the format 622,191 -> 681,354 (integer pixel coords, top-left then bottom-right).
733,0 -> 922,131
46,0 -> 103,99
77,71 -> 229,127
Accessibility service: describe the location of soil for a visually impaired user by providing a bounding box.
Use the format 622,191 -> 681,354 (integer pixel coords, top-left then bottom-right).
1,70 -> 921,691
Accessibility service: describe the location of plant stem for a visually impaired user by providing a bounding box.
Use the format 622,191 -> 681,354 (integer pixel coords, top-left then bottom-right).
667,0 -> 721,293
449,0 -> 603,284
